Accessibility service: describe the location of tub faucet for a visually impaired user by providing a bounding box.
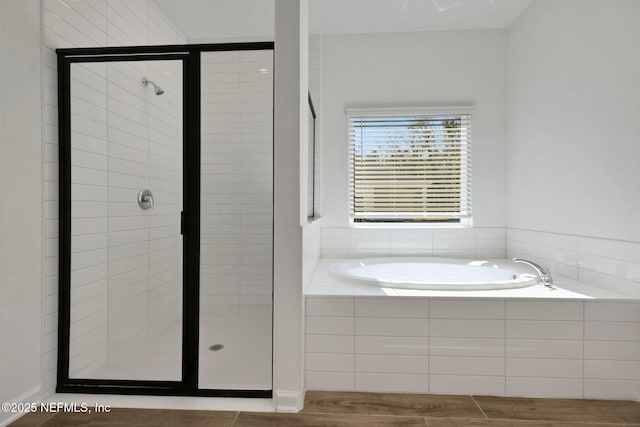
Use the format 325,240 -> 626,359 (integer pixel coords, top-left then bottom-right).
512,258 -> 554,288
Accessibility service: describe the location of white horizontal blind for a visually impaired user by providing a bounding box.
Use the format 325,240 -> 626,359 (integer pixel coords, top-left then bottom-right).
349,112 -> 472,222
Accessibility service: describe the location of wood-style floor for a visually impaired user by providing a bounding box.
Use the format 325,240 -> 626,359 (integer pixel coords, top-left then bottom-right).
10,391 -> 640,426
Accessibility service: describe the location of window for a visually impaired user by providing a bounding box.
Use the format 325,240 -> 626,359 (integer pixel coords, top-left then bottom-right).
348,108 -> 472,225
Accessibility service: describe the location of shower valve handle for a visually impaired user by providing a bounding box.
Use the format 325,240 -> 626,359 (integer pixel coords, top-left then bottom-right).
138,189 -> 154,210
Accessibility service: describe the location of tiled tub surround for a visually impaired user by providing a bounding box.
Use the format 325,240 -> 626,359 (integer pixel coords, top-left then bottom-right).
320,227 -> 507,259
305,261 -> 640,400
321,226 -> 640,298
507,227 -> 640,298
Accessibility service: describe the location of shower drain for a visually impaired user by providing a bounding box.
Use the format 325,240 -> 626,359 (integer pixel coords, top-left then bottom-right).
209,344 -> 224,352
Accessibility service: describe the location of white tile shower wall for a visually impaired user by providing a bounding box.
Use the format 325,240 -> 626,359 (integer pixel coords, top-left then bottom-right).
506,228 -> 640,297
320,227 -> 506,259
68,62 -> 108,377
305,296 -> 640,400
43,0 -> 185,395
102,58 -> 182,368
68,45 -> 182,378
146,59 -> 182,339
200,50 -> 273,315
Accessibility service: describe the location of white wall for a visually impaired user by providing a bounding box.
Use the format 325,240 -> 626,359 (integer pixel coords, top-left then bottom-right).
0,0 -> 43,424
320,30 -> 508,229
507,0 -> 640,242
154,0 -> 275,43
273,0 -> 308,411
42,0 -> 185,395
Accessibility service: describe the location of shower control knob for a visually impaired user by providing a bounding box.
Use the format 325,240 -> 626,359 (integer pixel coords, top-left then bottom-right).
138,189 -> 154,210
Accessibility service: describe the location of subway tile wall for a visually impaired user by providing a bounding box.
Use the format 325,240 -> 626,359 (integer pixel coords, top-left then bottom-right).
320,227 -> 507,259
199,50 -> 273,314
68,58 -> 182,379
507,228 -> 640,297
305,296 -> 640,400
317,226 -> 640,297
68,61 -> 109,378
43,0 -> 185,396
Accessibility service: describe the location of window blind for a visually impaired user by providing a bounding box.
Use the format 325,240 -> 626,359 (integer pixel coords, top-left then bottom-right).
349,112 -> 472,223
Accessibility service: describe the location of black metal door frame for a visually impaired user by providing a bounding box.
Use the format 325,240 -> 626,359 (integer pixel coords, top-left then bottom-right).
56,42 -> 274,398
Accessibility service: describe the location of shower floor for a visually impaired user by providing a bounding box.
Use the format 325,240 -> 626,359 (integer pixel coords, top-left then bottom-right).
79,310 -> 272,390
199,308 -> 272,390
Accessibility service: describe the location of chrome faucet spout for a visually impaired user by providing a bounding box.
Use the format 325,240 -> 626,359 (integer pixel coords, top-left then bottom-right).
512,258 -> 554,288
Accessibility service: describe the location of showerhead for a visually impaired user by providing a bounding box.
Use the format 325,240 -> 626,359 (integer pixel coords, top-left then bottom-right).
142,77 -> 164,95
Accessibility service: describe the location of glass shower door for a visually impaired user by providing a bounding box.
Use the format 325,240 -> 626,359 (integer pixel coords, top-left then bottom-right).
198,49 -> 274,390
67,58 -> 183,382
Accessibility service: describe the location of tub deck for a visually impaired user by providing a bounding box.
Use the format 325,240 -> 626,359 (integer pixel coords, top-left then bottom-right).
308,258 -> 635,300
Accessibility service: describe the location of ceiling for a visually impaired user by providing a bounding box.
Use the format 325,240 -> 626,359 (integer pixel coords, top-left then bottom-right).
154,0 -> 534,41
309,0 -> 534,34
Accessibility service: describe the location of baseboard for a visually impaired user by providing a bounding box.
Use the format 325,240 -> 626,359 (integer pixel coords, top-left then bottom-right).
273,390 -> 304,412
0,385 -> 42,427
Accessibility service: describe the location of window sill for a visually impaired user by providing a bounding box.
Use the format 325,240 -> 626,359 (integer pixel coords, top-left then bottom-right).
349,221 -> 473,230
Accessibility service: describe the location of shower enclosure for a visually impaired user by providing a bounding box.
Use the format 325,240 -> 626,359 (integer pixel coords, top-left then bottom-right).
56,43 -> 273,396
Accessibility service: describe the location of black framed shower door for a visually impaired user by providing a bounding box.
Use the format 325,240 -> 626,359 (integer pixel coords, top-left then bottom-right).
56,43 -> 273,397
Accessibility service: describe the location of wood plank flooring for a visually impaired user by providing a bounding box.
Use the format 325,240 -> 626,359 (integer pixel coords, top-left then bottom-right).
9,391 -> 640,426
302,391 -> 482,418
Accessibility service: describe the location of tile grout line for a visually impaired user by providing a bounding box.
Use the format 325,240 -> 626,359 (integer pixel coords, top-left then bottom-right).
470,395 -> 489,419
582,300 -> 586,399
504,298 -> 507,397
352,295 -> 356,391
426,299 -> 430,394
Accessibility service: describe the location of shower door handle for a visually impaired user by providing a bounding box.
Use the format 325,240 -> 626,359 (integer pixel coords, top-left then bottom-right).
181,211 -> 185,235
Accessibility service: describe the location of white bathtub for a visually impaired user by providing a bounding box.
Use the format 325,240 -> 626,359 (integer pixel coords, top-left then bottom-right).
331,257 -> 539,290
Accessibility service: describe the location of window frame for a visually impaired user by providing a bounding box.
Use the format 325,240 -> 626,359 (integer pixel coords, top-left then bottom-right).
347,106 -> 474,228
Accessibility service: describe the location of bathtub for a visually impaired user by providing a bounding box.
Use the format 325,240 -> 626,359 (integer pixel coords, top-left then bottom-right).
331,257 -> 538,291
305,257 -> 640,400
